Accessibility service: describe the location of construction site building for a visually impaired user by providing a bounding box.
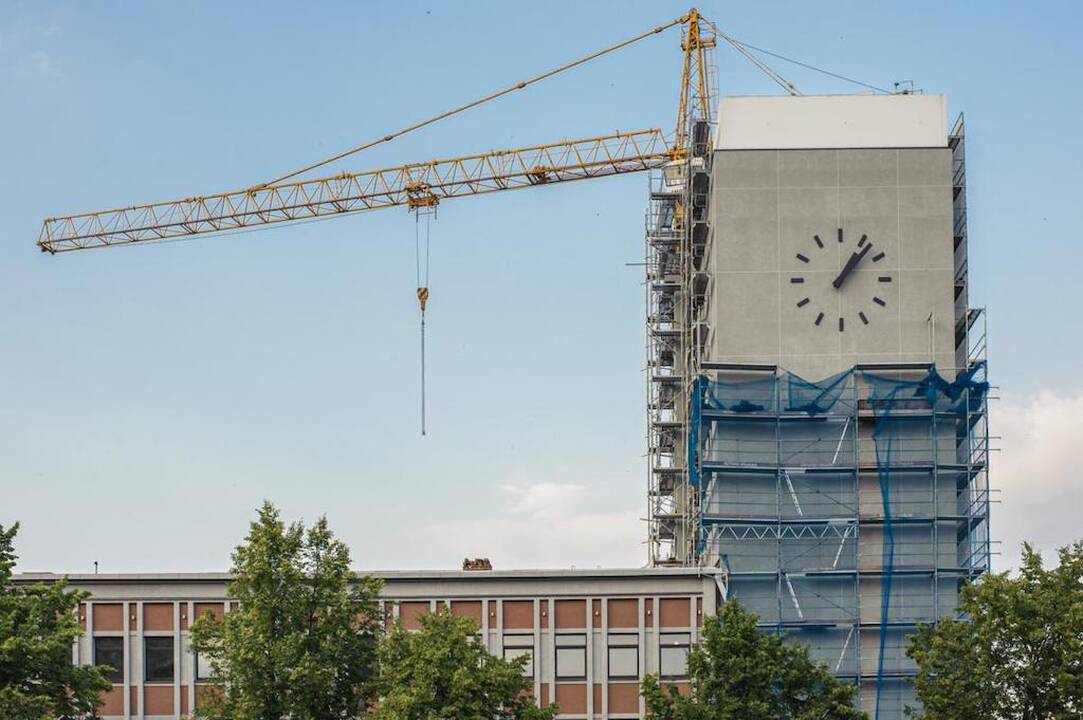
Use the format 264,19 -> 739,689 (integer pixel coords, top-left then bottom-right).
646,93 -> 991,718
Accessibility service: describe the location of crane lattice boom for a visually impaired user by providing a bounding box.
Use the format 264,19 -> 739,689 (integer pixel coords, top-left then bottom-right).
38,129 -> 670,253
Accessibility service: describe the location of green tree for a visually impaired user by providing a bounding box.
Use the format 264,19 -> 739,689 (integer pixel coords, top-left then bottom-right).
0,522 -> 113,720
189,502 -> 383,720
641,600 -> 865,720
906,541 -> 1083,719
374,607 -> 556,720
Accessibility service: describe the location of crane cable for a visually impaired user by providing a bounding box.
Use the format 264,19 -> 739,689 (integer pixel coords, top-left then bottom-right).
701,16 -> 890,95
698,16 -> 800,96
415,211 -> 432,436
255,15 -> 687,189
726,34 -> 891,94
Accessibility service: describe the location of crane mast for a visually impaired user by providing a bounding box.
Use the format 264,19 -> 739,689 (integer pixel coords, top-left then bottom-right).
672,7 -> 715,159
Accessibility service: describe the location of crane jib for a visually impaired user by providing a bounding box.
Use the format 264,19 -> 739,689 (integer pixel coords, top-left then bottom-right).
38,129 -> 670,253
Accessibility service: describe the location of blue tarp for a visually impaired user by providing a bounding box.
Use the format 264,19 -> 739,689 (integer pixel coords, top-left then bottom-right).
688,363 -> 989,719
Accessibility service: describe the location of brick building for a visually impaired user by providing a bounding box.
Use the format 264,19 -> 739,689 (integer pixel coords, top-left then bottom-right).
15,567 -> 725,719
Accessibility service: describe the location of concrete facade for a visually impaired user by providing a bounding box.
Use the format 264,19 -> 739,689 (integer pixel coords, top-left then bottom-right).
15,568 -> 724,720
708,145 -> 957,379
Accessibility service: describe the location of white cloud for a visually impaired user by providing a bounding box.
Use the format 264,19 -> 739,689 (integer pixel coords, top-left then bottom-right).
503,482 -> 589,521
420,482 -> 644,569
992,390 -> 1083,570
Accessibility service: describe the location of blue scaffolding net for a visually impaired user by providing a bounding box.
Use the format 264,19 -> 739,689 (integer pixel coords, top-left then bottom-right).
690,363 -> 989,719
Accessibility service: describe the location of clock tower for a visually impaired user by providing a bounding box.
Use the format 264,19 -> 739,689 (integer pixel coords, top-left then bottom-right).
646,94 -> 991,720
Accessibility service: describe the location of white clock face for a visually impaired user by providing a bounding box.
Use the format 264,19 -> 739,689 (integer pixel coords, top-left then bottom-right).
789,227 -> 894,332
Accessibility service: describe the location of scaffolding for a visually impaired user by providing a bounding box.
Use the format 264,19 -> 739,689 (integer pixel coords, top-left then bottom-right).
645,168 -> 689,564
646,31 -> 717,566
690,358 -> 990,717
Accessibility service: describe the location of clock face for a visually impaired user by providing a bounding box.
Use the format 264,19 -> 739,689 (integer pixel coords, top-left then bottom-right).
789,227 -> 894,331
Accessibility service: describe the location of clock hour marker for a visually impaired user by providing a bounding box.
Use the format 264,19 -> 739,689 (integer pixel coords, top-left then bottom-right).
814,235 -> 824,248
796,253 -> 809,263
837,228 -> 844,243
814,312 -> 824,326
878,276 -> 892,283
872,252 -> 885,262
797,297 -> 810,308
838,317 -> 845,331
858,234 -> 868,248
859,311 -> 869,325
790,277 -> 805,284
873,296 -> 886,306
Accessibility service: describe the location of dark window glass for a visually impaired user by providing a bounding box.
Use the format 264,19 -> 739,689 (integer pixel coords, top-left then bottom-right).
94,636 -> 124,683
144,636 -> 174,683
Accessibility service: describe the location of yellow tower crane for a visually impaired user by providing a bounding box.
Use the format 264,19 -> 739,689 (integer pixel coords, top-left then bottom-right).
35,9 -> 733,433
37,11 -> 717,253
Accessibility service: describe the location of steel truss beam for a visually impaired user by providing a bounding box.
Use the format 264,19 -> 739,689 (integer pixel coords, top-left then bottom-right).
39,130 -> 670,253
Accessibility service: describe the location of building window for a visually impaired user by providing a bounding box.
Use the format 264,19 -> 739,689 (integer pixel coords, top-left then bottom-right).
502,634 -> 534,677
144,637 -> 174,683
659,632 -> 690,678
195,652 -> 214,682
94,636 -> 124,683
607,633 -> 639,680
555,633 -> 587,680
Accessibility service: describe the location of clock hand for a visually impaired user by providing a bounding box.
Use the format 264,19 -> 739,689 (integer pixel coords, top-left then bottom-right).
832,242 -> 873,290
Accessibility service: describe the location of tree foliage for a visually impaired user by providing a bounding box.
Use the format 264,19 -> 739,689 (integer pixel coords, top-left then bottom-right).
189,502 -> 383,720
906,541 -> 1083,719
0,522 -> 112,720
374,608 -> 556,720
641,600 -> 865,720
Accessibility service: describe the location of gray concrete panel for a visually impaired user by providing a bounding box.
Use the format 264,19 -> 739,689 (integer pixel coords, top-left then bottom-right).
713,188 -> 778,271
714,150 -> 778,188
839,149 -> 899,187
897,268 -> 954,363
778,149 -> 838,187
712,271 -> 780,356
898,148 -> 952,186
899,186 -> 954,270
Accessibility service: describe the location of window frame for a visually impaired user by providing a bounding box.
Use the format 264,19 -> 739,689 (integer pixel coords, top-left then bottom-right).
194,651 -> 214,682
143,636 -> 175,684
554,633 -> 587,680
658,632 -> 691,679
606,632 -> 640,680
93,636 -> 124,684
502,633 -> 535,678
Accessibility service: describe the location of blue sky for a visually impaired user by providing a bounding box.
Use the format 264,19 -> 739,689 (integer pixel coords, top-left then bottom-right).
2,1 -> 1080,573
